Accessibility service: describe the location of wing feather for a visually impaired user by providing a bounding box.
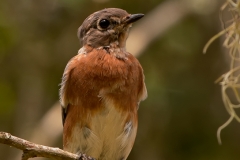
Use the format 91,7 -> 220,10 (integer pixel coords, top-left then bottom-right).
60,49 -> 86,126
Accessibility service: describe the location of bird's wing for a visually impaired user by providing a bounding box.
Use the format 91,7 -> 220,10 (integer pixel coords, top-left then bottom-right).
60,51 -> 85,126
60,58 -> 74,126
137,61 -> 148,102
61,105 -> 68,125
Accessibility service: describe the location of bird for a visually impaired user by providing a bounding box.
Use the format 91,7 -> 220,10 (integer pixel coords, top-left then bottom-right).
59,8 -> 147,160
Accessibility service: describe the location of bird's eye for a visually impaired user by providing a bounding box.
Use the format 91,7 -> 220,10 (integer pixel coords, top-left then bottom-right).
99,19 -> 110,29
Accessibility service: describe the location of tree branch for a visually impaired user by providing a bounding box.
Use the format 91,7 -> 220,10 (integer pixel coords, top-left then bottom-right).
0,132 -> 94,160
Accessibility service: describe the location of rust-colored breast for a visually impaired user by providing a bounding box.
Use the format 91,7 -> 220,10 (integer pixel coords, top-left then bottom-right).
60,46 -> 147,153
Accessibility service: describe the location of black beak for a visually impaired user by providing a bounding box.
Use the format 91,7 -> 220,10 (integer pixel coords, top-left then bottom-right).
124,14 -> 144,24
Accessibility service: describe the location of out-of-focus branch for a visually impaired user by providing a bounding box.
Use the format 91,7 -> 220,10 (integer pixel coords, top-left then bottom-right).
128,0 -> 189,56
14,102 -> 62,160
128,0 -> 219,56
0,132 -> 94,160
30,102 -> 62,145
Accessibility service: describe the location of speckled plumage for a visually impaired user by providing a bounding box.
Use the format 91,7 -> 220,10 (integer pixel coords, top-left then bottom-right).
60,8 -> 147,160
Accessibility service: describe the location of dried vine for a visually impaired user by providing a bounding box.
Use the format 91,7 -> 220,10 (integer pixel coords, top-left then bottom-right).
204,0 -> 240,144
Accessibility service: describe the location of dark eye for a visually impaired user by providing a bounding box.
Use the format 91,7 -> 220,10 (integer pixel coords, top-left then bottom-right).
99,19 -> 110,29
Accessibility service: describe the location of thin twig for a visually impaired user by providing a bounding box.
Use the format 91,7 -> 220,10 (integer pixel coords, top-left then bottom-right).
0,132 -> 94,160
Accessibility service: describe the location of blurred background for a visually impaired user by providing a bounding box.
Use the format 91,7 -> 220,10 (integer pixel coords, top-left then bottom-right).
1,0 -> 240,159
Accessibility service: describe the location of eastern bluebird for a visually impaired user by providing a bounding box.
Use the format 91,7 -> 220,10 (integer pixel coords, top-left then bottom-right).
60,8 -> 147,160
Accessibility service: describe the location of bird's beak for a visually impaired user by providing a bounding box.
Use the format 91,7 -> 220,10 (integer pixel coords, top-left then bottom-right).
124,14 -> 144,25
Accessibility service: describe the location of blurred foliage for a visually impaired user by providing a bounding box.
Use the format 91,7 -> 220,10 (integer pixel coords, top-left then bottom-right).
1,0 -> 240,160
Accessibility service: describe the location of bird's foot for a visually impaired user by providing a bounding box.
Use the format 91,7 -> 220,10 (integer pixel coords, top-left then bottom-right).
77,153 -> 95,160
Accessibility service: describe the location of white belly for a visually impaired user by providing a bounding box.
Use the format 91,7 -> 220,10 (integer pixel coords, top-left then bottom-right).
67,100 -> 137,160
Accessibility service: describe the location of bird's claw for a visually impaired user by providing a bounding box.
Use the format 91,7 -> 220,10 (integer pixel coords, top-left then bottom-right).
78,153 -> 95,160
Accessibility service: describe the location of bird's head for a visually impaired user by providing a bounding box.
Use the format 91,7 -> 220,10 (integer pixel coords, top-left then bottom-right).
78,8 -> 144,49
